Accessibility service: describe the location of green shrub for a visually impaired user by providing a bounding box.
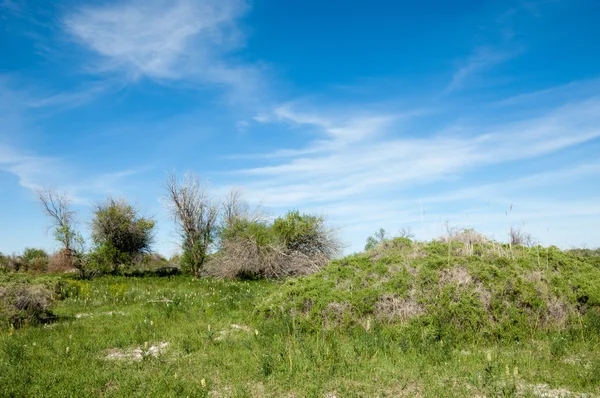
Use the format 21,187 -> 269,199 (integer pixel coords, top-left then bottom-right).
271,210 -> 341,258
20,248 -> 49,273
54,279 -> 90,299
91,197 -> 155,273
88,243 -> 130,275
220,218 -> 273,247
364,228 -> 387,251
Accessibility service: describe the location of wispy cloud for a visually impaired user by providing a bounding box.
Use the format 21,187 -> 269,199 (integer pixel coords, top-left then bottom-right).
0,142 -> 147,203
237,98 -> 600,209
445,46 -> 519,93
0,144 -> 64,192
0,0 -> 21,14
63,0 -> 260,99
25,82 -> 110,110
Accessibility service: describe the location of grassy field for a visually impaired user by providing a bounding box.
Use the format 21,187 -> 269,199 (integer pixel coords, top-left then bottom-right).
2,242 -> 600,397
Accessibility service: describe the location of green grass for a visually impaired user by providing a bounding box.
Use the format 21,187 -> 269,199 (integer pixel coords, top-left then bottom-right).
2,241 -> 600,397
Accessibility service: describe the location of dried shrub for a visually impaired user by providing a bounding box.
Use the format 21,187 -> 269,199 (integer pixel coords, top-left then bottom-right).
438,266 -> 473,287
440,227 -> 488,246
205,237 -> 327,279
375,293 -> 425,323
322,302 -> 352,328
6,255 -> 22,272
0,284 -> 55,328
545,297 -> 572,328
0,253 -> 8,272
48,249 -> 76,273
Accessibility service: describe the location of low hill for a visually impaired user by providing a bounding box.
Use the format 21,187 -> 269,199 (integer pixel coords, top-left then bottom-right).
258,237 -> 600,343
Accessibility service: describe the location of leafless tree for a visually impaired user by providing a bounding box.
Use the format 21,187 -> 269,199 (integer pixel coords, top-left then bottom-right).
509,226 -> 536,247
164,172 -> 219,276
397,226 -> 415,239
222,188 -> 246,230
221,187 -> 266,229
36,186 -> 78,253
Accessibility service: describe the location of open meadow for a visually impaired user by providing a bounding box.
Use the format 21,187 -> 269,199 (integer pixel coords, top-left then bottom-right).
2,240 -> 600,397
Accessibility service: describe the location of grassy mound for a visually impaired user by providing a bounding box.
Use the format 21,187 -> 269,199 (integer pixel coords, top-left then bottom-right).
258,238 -> 600,342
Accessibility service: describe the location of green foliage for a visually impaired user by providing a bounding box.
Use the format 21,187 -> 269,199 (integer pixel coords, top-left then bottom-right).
54,279 -> 90,299
364,228 -> 387,250
91,198 -> 155,272
108,283 -> 128,301
271,210 -> 337,257
20,248 -> 49,273
180,239 -> 209,275
220,211 -> 332,254
88,242 -> 131,274
220,218 -> 273,247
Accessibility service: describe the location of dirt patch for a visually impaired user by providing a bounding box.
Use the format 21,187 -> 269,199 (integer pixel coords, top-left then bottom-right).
105,342 -> 169,361
76,311 -> 126,319
521,383 -> 595,398
214,324 -> 253,341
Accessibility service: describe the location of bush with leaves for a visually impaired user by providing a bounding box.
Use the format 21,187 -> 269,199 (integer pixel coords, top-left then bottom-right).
365,228 -> 388,251
272,210 -> 341,258
20,248 -> 49,273
91,197 -> 155,273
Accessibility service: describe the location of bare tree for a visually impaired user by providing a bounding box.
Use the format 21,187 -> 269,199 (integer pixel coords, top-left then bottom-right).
397,226 -> 415,239
222,187 -> 248,230
164,172 -> 219,276
509,226 -> 536,247
36,186 -> 79,252
36,186 -> 86,275
221,187 -> 266,230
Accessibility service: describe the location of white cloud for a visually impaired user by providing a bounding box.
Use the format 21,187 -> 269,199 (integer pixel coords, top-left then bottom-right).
0,144 -> 64,192
0,141 -> 148,205
63,0 -> 258,95
236,99 -> 600,208
445,46 -> 519,93
221,95 -> 600,251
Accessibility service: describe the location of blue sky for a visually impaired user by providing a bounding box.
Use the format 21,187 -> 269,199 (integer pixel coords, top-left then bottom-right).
1,0 -> 599,256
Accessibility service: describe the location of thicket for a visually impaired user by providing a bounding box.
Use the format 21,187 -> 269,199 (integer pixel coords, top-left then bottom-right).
164,172 -> 341,279
207,210 -> 342,279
